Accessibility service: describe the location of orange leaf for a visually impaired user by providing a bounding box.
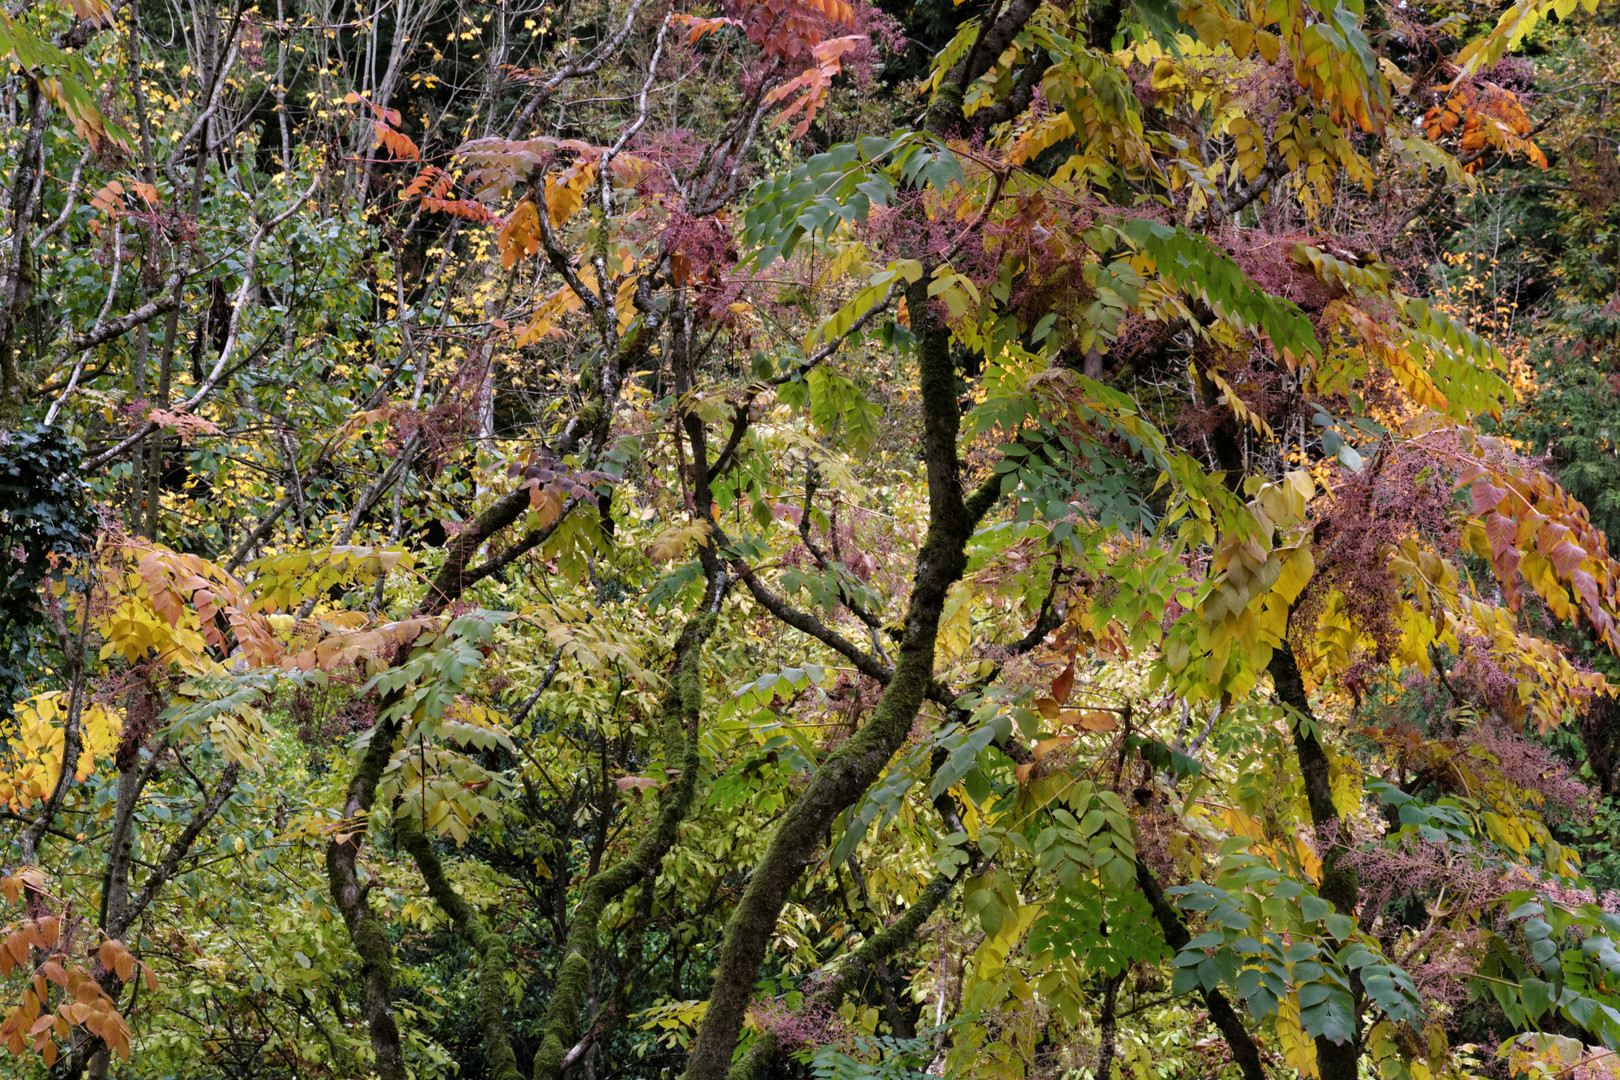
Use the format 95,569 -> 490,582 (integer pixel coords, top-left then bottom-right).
1056,709 -> 1119,732
671,12 -> 741,43
1034,735 -> 1074,760
1076,710 -> 1119,732
1050,661 -> 1075,705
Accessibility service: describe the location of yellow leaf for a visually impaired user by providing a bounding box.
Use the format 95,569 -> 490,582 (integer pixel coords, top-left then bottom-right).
1276,991 -> 1319,1078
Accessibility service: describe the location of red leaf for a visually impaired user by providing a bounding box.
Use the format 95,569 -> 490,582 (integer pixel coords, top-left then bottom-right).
1050,662 -> 1075,705
1485,512 -> 1516,558
1536,521 -> 1571,557
1470,478 -> 1508,515
1573,569 -> 1602,614
1548,540 -> 1586,578
1493,547 -> 1523,609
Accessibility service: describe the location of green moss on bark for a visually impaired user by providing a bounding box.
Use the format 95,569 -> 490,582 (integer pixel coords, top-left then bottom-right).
326,712 -> 408,1080
396,813 -> 522,1080
531,606 -> 720,1080
681,275 -> 993,1080
727,867 -> 962,1080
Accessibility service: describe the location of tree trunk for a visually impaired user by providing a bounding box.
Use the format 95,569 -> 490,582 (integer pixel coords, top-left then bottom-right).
1270,640 -> 1361,1080
680,269 -> 996,1080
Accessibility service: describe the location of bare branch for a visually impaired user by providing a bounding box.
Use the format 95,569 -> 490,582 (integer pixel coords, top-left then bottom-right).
83,168 -> 324,472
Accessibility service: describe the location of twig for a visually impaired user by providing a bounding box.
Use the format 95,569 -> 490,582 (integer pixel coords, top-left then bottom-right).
84,168 -> 324,472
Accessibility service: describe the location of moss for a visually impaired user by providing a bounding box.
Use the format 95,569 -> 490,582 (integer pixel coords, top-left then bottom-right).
728,867 -> 961,1080
682,279 -> 985,1080
726,1030 -> 779,1080
397,813 -> 522,1080
327,708 -> 408,1080
531,605 -> 720,1080
614,319 -> 648,365
923,82 -> 965,134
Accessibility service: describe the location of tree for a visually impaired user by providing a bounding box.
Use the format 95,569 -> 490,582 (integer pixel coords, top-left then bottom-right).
5,0 -> 1620,1078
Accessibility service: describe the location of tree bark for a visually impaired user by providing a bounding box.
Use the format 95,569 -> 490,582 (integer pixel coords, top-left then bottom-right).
680,270 -> 999,1080
1270,640 -> 1360,1080
531,572 -> 727,1080
1134,859 -> 1267,1080
1096,970 -> 1126,1080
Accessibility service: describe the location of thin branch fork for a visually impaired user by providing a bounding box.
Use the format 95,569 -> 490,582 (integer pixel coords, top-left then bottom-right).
82,168 -> 326,472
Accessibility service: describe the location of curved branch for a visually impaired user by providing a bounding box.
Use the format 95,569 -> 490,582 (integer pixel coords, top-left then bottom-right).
117,762 -> 239,935
729,552 -> 893,685
728,864 -> 964,1080
532,570 -> 729,1080
1134,859 -> 1267,1080
680,260 -> 1003,1080
396,814 -> 523,1080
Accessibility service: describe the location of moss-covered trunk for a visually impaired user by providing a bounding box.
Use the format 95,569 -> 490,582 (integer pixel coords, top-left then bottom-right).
530,573 -> 727,1079
679,273 -> 997,1080
323,481 -> 555,1080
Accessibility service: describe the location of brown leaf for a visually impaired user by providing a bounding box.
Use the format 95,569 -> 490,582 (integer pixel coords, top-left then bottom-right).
1050,662 -> 1075,705
1033,736 -> 1073,760
1077,710 -> 1119,732
1055,709 -> 1119,732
